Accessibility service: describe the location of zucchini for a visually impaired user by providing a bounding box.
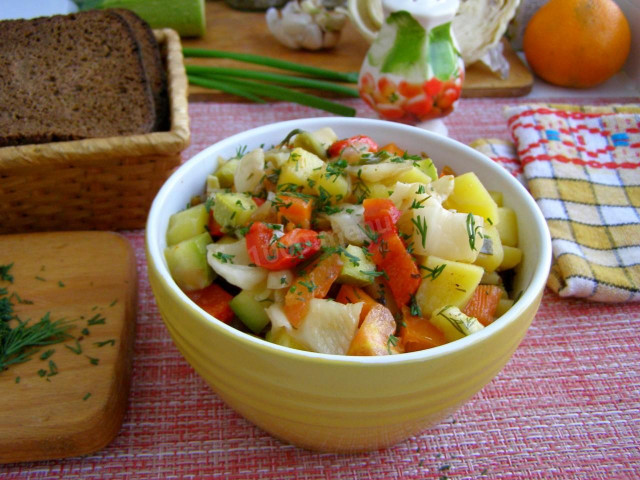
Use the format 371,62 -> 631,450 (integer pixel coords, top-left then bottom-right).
76,0 -> 206,37
230,289 -> 272,334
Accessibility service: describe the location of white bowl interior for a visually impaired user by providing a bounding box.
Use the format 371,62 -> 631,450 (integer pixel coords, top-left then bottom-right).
146,117 -> 552,363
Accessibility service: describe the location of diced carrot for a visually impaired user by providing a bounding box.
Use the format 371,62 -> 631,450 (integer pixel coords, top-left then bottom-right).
367,232 -> 420,308
347,304 -> 400,356
284,253 -> 343,327
336,284 -> 380,325
186,283 -> 234,323
275,194 -> 312,229
440,165 -> 456,177
379,142 -> 405,157
399,307 -> 446,352
462,284 -> 503,326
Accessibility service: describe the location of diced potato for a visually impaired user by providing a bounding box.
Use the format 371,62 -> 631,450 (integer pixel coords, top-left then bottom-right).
473,225 -> 504,273
366,182 -> 392,199
265,327 -> 311,351
277,148 -> 324,192
496,207 -> 519,247
489,190 -> 504,207
312,164 -> 350,201
347,304 -> 399,355
498,245 -> 523,271
396,165 -> 433,185
166,203 -> 209,246
429,305 -> 484,342
443,171 -> 499,224
415,255 -> 484,315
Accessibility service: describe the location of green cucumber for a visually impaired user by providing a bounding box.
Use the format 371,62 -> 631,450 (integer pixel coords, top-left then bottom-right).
166,203 -> 209,246
229,290 -> 272,334
213,192 -> 257,232
164,231 -> 214,291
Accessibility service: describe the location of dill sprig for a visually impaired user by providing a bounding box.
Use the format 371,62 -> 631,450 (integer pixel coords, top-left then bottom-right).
0,313 -> 73,372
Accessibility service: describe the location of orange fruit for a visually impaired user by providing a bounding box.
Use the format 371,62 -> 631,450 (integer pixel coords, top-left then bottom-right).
523,0 -> 631,88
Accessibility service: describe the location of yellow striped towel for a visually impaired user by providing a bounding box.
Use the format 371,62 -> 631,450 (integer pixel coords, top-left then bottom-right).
473,103 -> 640,303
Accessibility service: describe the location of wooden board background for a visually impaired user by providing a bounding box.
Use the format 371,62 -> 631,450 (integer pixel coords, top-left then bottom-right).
183,0 -> 533,100
0,232 -> 137,464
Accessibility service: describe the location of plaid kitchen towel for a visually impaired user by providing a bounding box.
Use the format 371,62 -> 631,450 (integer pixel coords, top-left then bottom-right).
474,104 -> 640,303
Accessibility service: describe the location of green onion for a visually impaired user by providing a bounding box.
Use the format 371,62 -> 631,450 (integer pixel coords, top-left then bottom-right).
188,74 -> 356,117
182,47 -> 359,83
187,75 -> 266,104
185,65 -> 359,98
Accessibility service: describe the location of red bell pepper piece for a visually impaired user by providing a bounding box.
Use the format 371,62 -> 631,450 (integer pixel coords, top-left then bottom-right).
186,283 -> 235,323
327,135 -> 379,158
208,210 -> 224,238
362,198 -> 419,308
367,232 -> 421,308
363,198 -> 401,237
245,221 -> 321,271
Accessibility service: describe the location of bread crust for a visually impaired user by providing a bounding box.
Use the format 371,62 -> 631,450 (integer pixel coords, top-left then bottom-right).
0,10 -> 157,147
107,8 -> 169,131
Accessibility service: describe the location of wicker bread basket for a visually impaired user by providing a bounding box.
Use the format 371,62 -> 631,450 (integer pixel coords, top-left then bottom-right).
0,29 -> 190,234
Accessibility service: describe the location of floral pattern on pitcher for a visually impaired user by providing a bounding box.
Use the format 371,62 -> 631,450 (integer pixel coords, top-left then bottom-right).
357,8 -> 464,124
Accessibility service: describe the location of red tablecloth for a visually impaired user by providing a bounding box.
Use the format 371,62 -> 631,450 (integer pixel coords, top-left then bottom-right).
3,96 -> 640,479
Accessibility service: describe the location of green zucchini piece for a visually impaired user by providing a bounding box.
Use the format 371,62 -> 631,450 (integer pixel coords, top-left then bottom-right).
213,192 -> 257,232
229,290 -> 272,334
164,231 -> 214,291
338,245 -> 376,286
215,158 -> 240,188
166,203 -> 209,246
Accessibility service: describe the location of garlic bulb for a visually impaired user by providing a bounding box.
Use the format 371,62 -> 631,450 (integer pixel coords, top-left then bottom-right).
266,0 -> 348,50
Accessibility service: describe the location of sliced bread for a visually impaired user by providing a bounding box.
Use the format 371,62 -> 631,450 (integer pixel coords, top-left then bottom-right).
107,8 -> 170,131
0,10 -> 156,147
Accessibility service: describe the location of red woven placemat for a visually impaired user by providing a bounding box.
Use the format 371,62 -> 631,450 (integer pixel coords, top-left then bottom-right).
2,98 -> 639,479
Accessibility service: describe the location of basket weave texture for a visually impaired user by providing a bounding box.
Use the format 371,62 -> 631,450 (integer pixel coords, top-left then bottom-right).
0,29 -> 190,234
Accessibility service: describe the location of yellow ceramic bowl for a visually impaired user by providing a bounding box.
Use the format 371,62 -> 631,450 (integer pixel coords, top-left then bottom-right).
146,117 -> 552,452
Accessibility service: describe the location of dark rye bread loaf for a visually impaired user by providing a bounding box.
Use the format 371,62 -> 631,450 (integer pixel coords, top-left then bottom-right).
0,10 -> 156,147
107,8 -> 169,131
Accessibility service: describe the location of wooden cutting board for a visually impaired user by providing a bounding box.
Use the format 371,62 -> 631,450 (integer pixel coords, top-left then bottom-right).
183,1 -> 533,100
0,232 -> 137,464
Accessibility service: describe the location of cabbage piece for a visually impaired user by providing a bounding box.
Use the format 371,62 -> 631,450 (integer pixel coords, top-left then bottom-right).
452,0 -> 520,78
234,148 -> 265,194
411,197 -> 484,262
347,162 -> 412,183
266,299 -> 362,355
328,204 -> 367,246
206,238 -> 268,290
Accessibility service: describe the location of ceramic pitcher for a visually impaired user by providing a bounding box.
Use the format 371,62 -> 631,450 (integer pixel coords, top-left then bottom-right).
349,0 -> 464,134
